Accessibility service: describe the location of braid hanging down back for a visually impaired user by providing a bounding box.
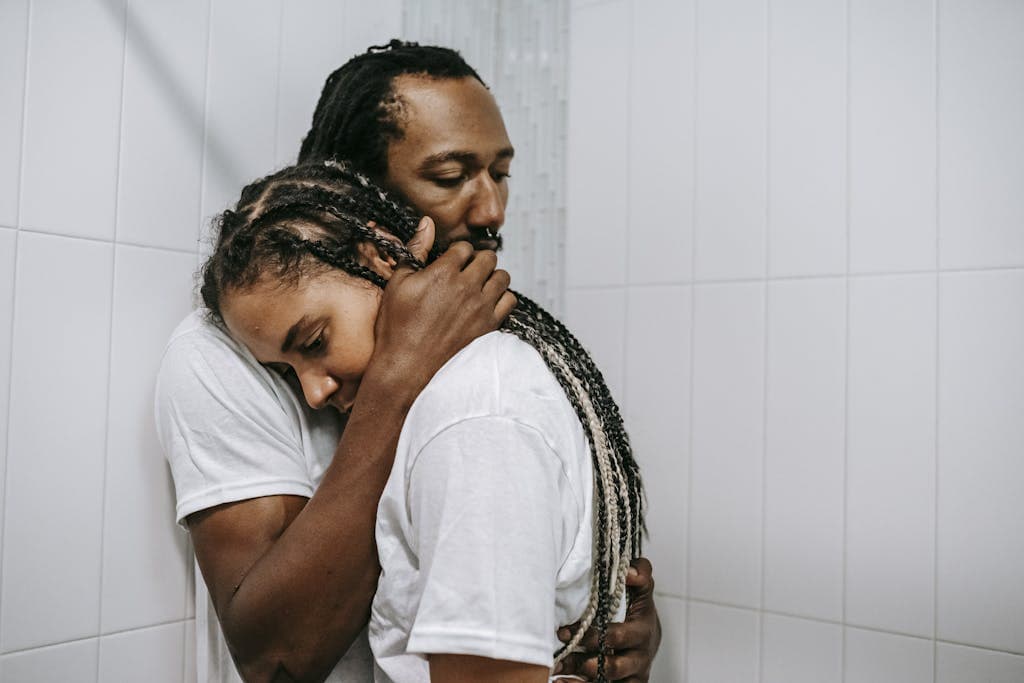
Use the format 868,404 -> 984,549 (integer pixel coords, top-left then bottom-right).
201,161 -> 644,682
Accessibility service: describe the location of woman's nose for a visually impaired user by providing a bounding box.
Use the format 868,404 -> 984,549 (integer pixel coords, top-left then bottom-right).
299,371 -> 338,410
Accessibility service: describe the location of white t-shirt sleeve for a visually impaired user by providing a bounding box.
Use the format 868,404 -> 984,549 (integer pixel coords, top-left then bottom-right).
154,330 -> 314,525
404,415 -> 569,668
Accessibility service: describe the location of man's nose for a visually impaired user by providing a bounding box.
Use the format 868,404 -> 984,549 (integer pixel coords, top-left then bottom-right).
299,370 -> 337,410
468,174 -> 505,230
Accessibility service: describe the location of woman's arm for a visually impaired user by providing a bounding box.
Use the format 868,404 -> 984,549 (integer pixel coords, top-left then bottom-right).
188,243 -> 515,682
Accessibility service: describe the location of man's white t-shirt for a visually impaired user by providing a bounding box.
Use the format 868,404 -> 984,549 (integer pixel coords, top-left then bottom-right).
371,331 -> 594,682
154,310 -> 373,682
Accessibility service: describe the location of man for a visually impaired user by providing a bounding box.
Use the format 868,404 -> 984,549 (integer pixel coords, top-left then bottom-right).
156,41 -> 660,682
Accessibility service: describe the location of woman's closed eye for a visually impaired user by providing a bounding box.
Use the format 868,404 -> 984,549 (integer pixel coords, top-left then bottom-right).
302,330 -> 327,355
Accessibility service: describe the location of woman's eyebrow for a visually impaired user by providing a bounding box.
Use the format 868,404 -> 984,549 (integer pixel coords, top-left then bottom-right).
281,314 -> 312,353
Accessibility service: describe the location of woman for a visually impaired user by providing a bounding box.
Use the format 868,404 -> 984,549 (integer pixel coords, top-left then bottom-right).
200,160 -> 644,682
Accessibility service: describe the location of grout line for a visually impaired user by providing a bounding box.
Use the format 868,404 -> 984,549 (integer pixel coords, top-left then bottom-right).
932,1 -> 941,681
1,617 -> 197,657
13,227 -> 198,255
271,0 -> 286,166
0,0 -> 33,651
758,0 -> 771,679
619,0 -> 634,428
195,0 -> 215,257
842,0 -> 852,677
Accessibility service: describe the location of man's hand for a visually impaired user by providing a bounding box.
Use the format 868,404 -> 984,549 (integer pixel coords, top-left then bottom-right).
368,216 -> 517,401
554,558 -> 662,682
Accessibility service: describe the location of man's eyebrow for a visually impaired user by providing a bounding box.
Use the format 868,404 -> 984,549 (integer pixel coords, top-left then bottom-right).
281,315 -> 311,353
418,146 -> 516,169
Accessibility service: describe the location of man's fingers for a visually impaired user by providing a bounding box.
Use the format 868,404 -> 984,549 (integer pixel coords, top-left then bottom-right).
462,248 -> 498,278
576,620 -> 647,653
405,216 -> 435,263
626,557 -> 654,589
435,240 -> 475,268
481,268 -> 511,299
494,290 -> 518,323
566,650 -> 647,682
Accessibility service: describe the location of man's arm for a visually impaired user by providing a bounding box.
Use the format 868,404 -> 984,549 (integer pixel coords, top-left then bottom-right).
554,558 -> 662,682
188,241 -> 515,682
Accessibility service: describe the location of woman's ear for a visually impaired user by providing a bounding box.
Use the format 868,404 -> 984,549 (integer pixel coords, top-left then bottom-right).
355,221 -> 400,279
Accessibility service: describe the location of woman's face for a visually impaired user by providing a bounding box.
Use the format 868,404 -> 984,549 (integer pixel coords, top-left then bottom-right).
221,269 -> 382,413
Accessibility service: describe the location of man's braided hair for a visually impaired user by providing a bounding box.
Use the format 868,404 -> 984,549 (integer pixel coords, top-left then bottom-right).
200,160 -> 644,680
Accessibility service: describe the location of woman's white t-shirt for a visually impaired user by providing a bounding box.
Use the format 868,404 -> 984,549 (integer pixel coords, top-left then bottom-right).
370,331 -> 594,682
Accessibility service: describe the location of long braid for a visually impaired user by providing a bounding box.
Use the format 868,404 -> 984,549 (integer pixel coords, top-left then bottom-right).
201,162 -> 644,683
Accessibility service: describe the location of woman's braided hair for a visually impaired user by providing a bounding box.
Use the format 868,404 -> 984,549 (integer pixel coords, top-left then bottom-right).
200,161 -> 644,680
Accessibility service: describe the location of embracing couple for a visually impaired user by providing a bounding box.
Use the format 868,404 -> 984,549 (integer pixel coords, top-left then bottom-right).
156,41 -> 661,683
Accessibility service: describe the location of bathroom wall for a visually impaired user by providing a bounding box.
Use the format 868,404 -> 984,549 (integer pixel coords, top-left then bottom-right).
565,0 -> 1024,681
0,1 -> 565,680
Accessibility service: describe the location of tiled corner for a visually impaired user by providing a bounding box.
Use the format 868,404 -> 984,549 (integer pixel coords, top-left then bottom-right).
566,0 -> 629,288
0,0 -> 28,228
938,0 -> 1024,270
848,0 -> 936,274
763,278 -> 845,620
0,230 -> 15,538
689,282 -> 764,608
627,0 -> 695,286
761,613 -> 842,683
0,639 -> 98,683
98,622 -> 185,683
116,0 -> 209,252
767,0 -> 846,277
694,0 -> 767,281
20,0 -> 125,239
1,233 -> 113,652
846,274 -> 936,636
937,270 -> 1024,653
563,286 -> 627,405
624,285 -> 691,597
100,246 -> 196,633
936,642 -> 1024,683
844,628 -> 933,683
650,595 -> 686,683
687,602 -> 759,683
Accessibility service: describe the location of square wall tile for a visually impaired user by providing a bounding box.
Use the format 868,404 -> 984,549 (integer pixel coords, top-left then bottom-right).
845,628 -> 933,683
116,0 -> 209,252
849,0 -> 936,273
2,233 -> 113,652
566,0 -> 629,288
687,602 -> 759,683
628,0 -> 694,285
761,614 -> 842,683
768,0 -> 846,277
689,282 -> 764,607
625,285 -> 691,596
650,595 -> 686,683
936,642 -> 1024,683
938,0 -> 1024,269
101,246 -> 196,633
200,0 -> 281,228
763,278 -> 845,620
694,0 -> 767,281
564,287 -> 626,405
846,274 -> 936,636
0,639 -> 98,683
0,0 -> 28,228
0,230 -> 15,537
275,0 -> 348,167
184,619 -> 195,683
99,622 -> 185,683
938,270 -> 1024,653
21,0 -> 124,239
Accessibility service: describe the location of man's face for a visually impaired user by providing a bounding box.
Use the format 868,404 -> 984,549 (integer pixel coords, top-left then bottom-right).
384,75 -> 514,251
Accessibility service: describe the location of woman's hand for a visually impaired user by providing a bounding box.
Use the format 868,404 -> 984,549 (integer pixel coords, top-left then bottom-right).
554,558 -> 662,682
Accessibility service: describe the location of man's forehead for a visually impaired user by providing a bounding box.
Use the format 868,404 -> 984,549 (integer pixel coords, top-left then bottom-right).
391,75 -> 512,153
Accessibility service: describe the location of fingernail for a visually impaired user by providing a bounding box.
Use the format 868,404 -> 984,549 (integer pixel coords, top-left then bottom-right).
418,216 -> 429,229
558,627 -> 571,641
628,566 -> 639,578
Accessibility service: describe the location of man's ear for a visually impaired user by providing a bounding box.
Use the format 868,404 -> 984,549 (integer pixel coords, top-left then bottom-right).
355,221 -> 400,279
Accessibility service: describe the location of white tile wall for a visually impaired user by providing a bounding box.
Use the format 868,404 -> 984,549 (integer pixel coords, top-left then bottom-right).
0,638 -> 98,683
0,230 -> 15,540
98,621 -> 185,683
625,285 -> 691,597
846,274 -> 936,637
938,0 -> 1024,270
687,602 -> 759,683
100,246 -> 196,633
845,628 -> 934,683
767,0 -> 846,277
20,0 -> 125,240
937,271 -> 1024,654
568,1 -> 1024,680
761,613 -> 842,683
116,0 -> 209,252
689,282 -> 764,607
848,0 -> 936,273
763,278 -> 845,620
694,0 -> 767,281
2,233 -> 113,652
566,0 -> 630,288
564,287 -> 627,404
0,0 -> 28,229
650,595 -> 686,683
